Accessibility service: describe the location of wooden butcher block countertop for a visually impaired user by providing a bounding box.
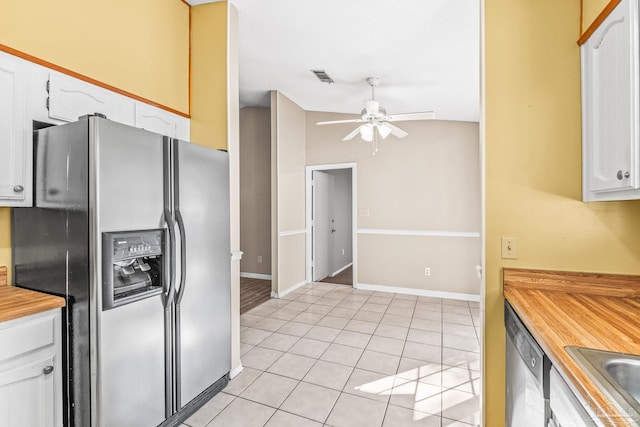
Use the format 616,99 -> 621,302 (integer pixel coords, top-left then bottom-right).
0,266 -> 65,323
504,268 -> 640,427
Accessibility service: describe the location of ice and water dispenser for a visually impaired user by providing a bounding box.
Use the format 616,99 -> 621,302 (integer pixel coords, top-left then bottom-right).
102,229 -> 164,310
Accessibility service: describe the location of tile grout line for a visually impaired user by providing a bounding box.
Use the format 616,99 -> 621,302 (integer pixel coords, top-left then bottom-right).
235,283 -> 479,427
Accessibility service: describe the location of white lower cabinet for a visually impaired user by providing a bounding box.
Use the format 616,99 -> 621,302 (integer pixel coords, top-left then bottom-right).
549,366 -> 596,427
0,309 -> 62,427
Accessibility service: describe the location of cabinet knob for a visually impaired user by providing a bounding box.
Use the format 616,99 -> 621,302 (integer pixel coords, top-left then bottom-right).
42,365 -> 54,375
617,170 -> 631,180
531,357 -> 536,368
13,185 -> 24,193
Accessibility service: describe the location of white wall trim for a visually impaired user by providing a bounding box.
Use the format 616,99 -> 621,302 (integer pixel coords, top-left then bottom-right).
330,262 -> 353,277
229,364 -> 243,379
240,272 -> 273,280
271,280 -> 307,298
279,229 -> 306,237
356,282 -> 480,302
357,229 -> 480,238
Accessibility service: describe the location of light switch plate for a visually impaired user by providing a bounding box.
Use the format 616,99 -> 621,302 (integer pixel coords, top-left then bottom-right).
501,237 -> 517,259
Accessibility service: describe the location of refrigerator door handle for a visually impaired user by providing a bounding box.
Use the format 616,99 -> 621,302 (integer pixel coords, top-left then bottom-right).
164,208 -> 177,307
175,208 -> 187,305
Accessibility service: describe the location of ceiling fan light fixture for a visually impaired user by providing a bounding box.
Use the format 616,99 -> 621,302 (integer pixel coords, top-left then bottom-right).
377,124 -> 392,139
360,124 -> 374,142
315,76 -> 436,152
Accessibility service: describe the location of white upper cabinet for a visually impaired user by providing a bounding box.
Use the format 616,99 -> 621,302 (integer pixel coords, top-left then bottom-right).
582,0 -> 640,201
0,52 -> 30,206
134,102 -> 178,137
47,73 -> 135,126
0,50 -> 190,207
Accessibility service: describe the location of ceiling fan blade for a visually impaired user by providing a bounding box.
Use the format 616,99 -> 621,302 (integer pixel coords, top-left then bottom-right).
385,111 -> 436,122
316,119 -> 363,125
384,123 -> 408,139
342,126 -> 363,141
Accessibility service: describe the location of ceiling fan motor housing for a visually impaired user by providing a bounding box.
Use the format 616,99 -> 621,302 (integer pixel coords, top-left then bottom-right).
362,100 -> 385,120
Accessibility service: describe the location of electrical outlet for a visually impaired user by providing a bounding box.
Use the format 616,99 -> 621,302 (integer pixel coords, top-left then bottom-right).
358,209 -> 370,217
424,267 -> 431,276
501,237 -> 517,259
257,256 -> 263,263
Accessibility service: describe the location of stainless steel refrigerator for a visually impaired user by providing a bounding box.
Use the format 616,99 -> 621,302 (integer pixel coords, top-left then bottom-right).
12,115 -> 231,427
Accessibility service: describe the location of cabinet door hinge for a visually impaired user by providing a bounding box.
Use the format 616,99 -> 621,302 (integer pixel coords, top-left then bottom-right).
46,97 -> 50,110
46,79 -> 50,93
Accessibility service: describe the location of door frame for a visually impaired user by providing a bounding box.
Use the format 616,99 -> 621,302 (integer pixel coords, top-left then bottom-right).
305,162 -> 357,286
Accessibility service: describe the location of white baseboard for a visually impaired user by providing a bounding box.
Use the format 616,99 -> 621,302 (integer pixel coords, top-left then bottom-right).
271,280 -> 308,299
229,364 -> 243,379
330,262 -> 353,277
240,272 -> 273,280
356,282 -> 480,302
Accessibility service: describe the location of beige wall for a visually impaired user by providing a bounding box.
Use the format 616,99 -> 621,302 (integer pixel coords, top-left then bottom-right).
239,107 -> 272,275
306,113 -> 481,296
271,92 -> 307,294
485,0 -> 640,424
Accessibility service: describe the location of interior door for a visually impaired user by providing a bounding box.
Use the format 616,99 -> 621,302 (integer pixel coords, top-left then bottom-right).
312,171 -> 334,281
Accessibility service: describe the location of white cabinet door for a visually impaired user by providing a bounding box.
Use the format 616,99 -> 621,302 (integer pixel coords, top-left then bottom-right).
0,52 -> 29,206
0,356 -> 56,427
48,73 -> 135,126
0,310 -> 62,427
135,102 -> 178,137
48,73 -> 112,122
582,0 -> 640,200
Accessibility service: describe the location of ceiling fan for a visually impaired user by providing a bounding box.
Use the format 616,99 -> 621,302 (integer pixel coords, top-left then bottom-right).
316,77 -> 436,153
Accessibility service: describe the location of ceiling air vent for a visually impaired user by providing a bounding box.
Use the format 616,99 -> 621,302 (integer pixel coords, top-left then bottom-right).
311,70 -> 334,84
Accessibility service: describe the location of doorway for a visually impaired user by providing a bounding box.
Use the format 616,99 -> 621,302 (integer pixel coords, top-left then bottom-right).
306,163 -> 357,286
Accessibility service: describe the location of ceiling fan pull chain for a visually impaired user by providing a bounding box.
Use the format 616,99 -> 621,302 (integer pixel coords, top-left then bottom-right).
373,131 -> 378,155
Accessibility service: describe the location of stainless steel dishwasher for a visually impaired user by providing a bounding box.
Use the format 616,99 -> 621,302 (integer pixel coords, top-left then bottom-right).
505,301 -> 551,427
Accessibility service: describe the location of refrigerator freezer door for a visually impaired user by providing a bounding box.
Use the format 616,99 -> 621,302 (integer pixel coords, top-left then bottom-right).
174,141 -> 231,407
94,118 -> 166,427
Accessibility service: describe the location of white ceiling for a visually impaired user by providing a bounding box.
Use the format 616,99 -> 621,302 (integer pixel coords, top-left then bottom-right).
189,0 -> 480,122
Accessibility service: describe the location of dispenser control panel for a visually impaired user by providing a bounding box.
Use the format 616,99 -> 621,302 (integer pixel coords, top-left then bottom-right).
102,229 -> 164,310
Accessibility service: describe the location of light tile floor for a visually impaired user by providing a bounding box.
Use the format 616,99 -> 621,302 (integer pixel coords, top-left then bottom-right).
182,282 -> 481,427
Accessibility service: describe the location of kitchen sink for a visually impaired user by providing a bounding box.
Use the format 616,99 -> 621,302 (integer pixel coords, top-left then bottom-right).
566,346 -> 640,425
603,358 -> 640,402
